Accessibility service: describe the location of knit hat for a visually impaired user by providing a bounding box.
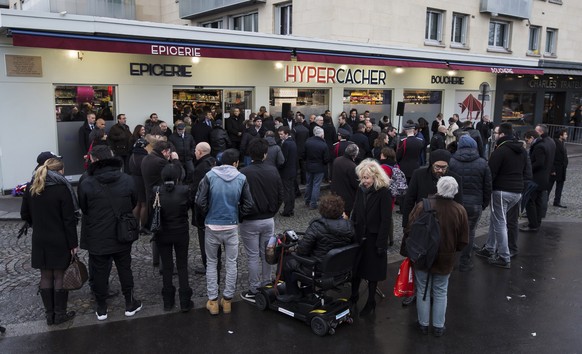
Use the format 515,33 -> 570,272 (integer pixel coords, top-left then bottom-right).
458,135 -> 477,149
429,149 -> 451,165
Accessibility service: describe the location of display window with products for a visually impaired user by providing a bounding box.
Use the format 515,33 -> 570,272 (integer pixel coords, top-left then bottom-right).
55,85 -> 116,122
501,92 -> 536,126
343,89 -> 392,121
269,88 -> 329,119
173,88 -> 253,122
402,90 -> 443,123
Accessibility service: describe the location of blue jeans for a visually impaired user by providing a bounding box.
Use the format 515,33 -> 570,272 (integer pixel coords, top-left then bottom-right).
205,227 -> 239,300
485,191 -> 521,262
415,270 -> 450,328
239,218 -> 274,293
304,172 -> 324,208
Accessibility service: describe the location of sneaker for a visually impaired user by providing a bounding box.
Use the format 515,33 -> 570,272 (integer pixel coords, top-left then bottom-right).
475,247 -> 493,259
240,291 -> 256,303
487,255 -> 510,269
459,260 -> 474,272
433,326 -> 446,337
220,298 -> 232,314
206,299 -> 219,315
96,304 -> 107,321
417,322 -> 429,335
125,300 -> 143,317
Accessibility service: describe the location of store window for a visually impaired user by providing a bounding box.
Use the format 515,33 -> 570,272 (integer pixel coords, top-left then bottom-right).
403,90 -> 442,124
545,28 -> 558,56
173,88 -> 253,122
231,12 -> 258,32
488,20 -> 510,51
276,3 -> 292,35
269,88 -> 329,119
451,13 -> 468,47
343,89 -> 392,121
425,9 -> 444,45
501,92 -> 536,126
55,85 -> 116,122
528,26 -> 541,55
202,20 -> 223,29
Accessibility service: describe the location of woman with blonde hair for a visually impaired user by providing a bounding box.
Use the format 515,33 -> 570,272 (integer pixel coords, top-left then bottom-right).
350,158 -> 392,316
21,157 -> 79,325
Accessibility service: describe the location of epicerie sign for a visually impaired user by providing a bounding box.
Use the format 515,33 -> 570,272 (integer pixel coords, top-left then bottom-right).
150,45 -> 201,57
130,63 -> 192,77
285,65 -> 387,85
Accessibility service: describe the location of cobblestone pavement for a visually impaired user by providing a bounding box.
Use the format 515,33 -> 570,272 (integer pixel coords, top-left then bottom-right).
1,148 -> 581,334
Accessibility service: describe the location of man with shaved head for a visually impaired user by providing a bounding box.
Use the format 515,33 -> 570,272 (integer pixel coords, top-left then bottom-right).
190,142 -> 217,275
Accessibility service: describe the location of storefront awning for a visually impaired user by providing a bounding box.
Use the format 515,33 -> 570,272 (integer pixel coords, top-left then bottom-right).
10,30 -> 291,61
448,63 -> 544,75
296,51 -> 448,69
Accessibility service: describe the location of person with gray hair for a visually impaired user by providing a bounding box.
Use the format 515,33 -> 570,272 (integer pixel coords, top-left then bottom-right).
404,175 -> 468,337
331,143 -> 360,214
303,126 -> 330,209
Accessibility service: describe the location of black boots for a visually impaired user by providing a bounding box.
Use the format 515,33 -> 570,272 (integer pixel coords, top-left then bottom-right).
39,288 -> 54,325
179,288 -> 194,313
53,289 -> 76,325
162,286 -> 176,311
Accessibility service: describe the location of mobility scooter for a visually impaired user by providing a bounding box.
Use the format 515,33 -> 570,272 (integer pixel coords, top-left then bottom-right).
253,230 -> 360,336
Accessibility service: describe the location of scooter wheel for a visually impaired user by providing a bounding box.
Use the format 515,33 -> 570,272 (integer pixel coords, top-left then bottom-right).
255,292 -> 269,311
311,316 -> 330,337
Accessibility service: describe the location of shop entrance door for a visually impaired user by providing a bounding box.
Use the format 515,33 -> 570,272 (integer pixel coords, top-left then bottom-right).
544,92 -> 566,125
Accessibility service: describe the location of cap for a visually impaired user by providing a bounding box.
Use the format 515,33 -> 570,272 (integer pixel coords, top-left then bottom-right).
403,123 -> 416,130
337,128 -> 351,138
253,116 -> 263,122
37,151 -> 62,165
176,123 -> 186,130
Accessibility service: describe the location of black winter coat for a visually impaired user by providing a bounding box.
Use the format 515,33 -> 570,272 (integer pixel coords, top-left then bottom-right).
209,127 -> 231,156
142,151 -> 171,201
153,184 -> 192,243
293,124 -> 310,157
190,154 -> 216,227
107,123 -> 133,156
450,147 -> 492,208
552,138 -> 568,181
297,218 -> 354,263
192,121 -> 212,143
168,132 -> 195,162
351,186 -> 392,281
21,184 -> 78,269
240,161 -> 284,221
330,155 -> 359,213
225,114 -> 245,143
430,132 -> 446,151
79,121 -> 92,154
530,135 -> 556,190
279,137 -> 298,179
489,137 -> 529,193
402,167 -> 464,228
349,132 -> 371,161
304,136 -> 330,173
78,158 -> 137,255
397,136 -> 425,179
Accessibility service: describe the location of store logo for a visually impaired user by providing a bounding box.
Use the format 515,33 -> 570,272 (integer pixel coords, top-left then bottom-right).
285,65 -> 386,85
431,75 -> 465,85
490,67 -> 514,74
129,63 -> 192,77
150,45 -> 201,57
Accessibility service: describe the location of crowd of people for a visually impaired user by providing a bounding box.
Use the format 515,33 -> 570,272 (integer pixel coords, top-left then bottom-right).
21,106 -> 570,337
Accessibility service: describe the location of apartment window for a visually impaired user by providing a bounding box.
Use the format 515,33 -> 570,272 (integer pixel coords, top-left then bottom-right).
425,9 -> 444,44
451,13 -> 468,46
202,20 -> 223,29
276,3 -> 292,35
231,12 -> 259,32
545,28 -> 558,56
488,21 -> 510,50
528,26 -> 541,55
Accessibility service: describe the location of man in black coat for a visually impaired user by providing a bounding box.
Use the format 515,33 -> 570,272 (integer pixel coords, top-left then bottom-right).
79,112 -> 96,154
225,108 -> 245,150
239,139 -> 284,302
522,124 -> 556,231
330,143 -> 359,215
349,123 -> 371,163
549,128 -> 569,208
192,115 -> 212,144
397,123 -> 425,183
189,142 -> 219,275
107,114 -> 133,172
168,123 -> 196,182
430,125 -> 447,151
278,126 -> 298,216
303,127 -> 330,209
209,119 -> 232,159
78,153 -> 141,321
293,114 -> 310,185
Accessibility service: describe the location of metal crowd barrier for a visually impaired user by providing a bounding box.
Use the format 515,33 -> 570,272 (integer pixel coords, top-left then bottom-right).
547,124 -> 582,145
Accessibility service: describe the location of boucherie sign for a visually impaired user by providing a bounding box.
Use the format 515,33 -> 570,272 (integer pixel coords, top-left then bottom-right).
285,65 -> 387,85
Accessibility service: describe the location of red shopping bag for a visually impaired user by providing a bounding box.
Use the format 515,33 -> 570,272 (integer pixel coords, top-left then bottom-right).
394,258 -> 415,297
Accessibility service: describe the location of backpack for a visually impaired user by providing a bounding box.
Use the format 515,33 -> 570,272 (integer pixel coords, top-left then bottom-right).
405,198 -> 440,270
383,164 -> 408,197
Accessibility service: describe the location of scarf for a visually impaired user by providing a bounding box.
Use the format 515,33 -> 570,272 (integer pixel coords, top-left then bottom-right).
45,170 -> 82,218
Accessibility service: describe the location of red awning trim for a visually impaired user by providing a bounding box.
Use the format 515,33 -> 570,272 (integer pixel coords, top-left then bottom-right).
448,63 -> 544,75
296,52 -> 448,69
10,30 -> 291,61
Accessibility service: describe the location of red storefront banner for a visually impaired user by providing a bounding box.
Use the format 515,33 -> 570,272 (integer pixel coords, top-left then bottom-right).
448,63 -> 544,75
11,31 -> 291,61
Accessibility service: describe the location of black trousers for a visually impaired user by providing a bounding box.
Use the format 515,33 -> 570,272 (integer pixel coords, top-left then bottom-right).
525,188 -> 544,228
157,238 -> 190,291
549,176 -> 565,205
282,177 -> 295,214
506,202 -> 519,255
90,249 -> 134,305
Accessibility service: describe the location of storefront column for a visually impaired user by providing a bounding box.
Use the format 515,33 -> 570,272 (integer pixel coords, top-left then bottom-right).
330,87 -> 344,123
393,88 -> 404,130
255,85 -> 270,112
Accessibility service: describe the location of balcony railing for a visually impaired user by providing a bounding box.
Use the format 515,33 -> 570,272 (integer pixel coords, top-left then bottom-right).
21,0 -> 135,20
480,0 -> 532,19
179,0 -> 265,20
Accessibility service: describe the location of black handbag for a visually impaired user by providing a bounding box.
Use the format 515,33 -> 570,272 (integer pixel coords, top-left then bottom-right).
150,186 -> 162,233
102,184 -> 139,244
63,254 -> 89,290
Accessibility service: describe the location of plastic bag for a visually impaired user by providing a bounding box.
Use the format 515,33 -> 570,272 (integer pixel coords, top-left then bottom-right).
393,258 -> 415,297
